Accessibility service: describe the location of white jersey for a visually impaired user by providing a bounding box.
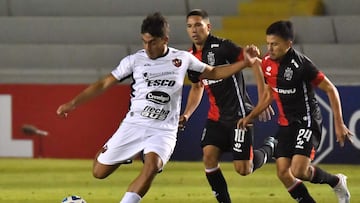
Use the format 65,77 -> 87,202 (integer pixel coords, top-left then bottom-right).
111,47 -> 207,131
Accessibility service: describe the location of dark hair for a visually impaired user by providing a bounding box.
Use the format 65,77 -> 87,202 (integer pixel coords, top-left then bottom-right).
266,20 -> 294,41
141,12 -> 169,38
186,9 -> 209,20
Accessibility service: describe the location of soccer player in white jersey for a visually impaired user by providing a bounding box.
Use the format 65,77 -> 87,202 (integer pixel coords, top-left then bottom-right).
57,12 -> 260,203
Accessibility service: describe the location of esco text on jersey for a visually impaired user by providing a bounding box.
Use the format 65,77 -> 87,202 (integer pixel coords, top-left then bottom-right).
147,79 -> 176,87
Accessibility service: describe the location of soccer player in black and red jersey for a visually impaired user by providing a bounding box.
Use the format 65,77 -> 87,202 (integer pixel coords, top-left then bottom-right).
179,9 -> 276,203
237,20 -> 353,203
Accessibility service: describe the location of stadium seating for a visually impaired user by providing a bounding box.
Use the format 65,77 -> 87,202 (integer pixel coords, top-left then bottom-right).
187,0 -> 241,16
333,15 -> 360,43
302,44 -> 360,84
322,0 -> 360,15
8,0 -> 187,16
0,17 -> 143,44
290,16 -> 336,44
0,0 -> 359,85
0,0 -> 8,16
0,44 -> 128,84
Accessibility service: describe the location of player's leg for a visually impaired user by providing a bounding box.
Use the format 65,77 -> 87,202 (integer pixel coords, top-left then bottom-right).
291,126 -> 350,202
92,123 -> 144,179
232,125 -> 276,175
201,120 -> 231,203
276,157 -> 315,203
232,126 -> 253,175
121,152 -> 162,201
92,149 -> 121,179
276,125 -> 316,202
119,127 -> 177,203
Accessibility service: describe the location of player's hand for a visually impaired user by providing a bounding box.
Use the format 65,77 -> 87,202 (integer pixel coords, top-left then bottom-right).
237,116 -> 252,130
178,115 -> 188,131
244,45 -> 261,67
258,105 -> 275,122
335,123 -> 354,147
56,102 -> 75,118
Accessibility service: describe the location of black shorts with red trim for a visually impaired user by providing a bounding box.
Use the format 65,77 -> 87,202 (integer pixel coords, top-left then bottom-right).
200,119 -> 254,160
274,122 -> 321,160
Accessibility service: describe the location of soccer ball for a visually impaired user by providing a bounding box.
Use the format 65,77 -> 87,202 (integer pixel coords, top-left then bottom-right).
61,195 -> 87,203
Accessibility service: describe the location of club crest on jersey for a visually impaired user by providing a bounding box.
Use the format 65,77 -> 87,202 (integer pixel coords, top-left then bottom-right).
284,67 -> 293,81
207,52 -> 215,66
172,58 -> 182,67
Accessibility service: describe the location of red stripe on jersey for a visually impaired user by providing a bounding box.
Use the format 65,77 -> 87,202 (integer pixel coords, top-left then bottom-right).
192,48 -> 221,121
205,85 -> 220,121
237,51 -> 244,61
193,49 -> 202,61
262,56 -> 289,126
311,71 -> 325,86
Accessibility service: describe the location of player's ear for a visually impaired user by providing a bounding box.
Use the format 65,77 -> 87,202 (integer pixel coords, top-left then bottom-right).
163,36 -> 169,44
207,23 -> 211,32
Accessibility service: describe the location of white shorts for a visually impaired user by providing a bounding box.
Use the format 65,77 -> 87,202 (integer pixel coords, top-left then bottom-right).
97,122 -> 177,168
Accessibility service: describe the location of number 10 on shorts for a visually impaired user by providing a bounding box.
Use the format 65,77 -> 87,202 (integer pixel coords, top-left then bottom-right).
234,129 -> 245,152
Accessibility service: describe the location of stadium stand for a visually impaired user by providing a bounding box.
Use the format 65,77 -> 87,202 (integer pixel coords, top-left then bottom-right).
7,0 -> 187,16
290,16 -> 336,44
0,44 -> 128,83
322,0 -> 360,15
0,0 -> 8,16
0,0 -> 358,85
333,15 -> 360,43
187,0 -> 242,16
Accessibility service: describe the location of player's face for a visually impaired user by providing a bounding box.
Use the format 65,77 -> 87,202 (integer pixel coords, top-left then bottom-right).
142,33 -> 168,59
186,15 -> 210,46
266,34 -> 292,61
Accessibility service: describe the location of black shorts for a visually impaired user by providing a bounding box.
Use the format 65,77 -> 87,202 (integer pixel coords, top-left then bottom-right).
200,119 -> 254,160
274,123 -> 321,160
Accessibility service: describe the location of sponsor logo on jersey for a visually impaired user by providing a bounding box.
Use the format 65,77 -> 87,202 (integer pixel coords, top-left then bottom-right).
172,58 -> 182,67
141,105 -> 170,120
147,79 -> 176,87
143,71 -> 176,81
272,87 -> 297,94
265,66 -> 272,76
146,91 -> 170,104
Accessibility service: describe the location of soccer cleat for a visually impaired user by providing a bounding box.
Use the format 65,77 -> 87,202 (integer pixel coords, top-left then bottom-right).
262,136 -> 278,159
333,174 -> 350,203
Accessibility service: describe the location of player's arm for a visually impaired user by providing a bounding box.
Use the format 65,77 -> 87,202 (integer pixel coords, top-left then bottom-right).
200,45 -> 259,80
56,74 -> 119,117
237,84 -> 273,129
317,76 -> 353,147
179,81 -> 204,130
252,59 -> 275,122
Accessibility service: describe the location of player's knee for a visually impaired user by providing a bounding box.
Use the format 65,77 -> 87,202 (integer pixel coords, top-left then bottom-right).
290,167 -> 307,180
92,170 -> 108,179
234,165 -> 252,176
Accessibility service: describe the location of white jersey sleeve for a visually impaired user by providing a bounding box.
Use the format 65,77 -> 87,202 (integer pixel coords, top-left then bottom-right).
111,55 -> 134,81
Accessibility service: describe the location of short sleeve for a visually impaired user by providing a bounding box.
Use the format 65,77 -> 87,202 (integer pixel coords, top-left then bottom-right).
303,57 -> 325,86
187,52 -> 207,83
111,55 -> 133,80
221,39 -> 243,63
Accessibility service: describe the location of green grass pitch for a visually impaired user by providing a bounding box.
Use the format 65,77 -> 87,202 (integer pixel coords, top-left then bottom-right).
0,158 -> 359,203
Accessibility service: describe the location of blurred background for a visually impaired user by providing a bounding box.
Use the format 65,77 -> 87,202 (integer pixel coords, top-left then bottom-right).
0,0 -> 359,164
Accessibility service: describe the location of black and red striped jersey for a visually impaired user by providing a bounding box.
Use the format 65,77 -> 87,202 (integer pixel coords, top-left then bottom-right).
261,48 -> 325,127
187,34 -> 253,123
